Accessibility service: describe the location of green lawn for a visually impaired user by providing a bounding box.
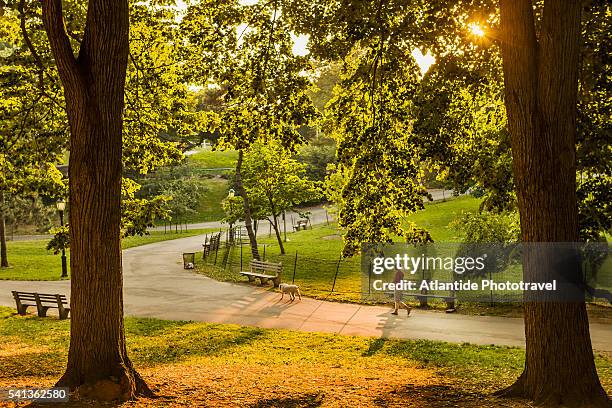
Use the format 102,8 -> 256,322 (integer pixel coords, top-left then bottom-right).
405,194 -> 481,241
0,306 -> 609,403
0,229 -> 214,281
181,177 -> 230,223
198,196 -> 484,303
188,148 -> 238,170
172,148 -> 236,224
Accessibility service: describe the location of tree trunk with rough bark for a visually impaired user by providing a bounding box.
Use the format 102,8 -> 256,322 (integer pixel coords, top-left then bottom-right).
235,150 -> 260,260
270,215 -> 285,255
497,0 -> 608,406
41,0 -> 150,401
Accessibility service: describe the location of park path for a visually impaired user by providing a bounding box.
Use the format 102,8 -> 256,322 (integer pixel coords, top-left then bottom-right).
0,232 -> 611,351
3,189 -> 609,351
6,189 -> 454,241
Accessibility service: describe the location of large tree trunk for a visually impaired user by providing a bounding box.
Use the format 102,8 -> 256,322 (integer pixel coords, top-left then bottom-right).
42,0 -> 150,401
497,0 -> 608,406
0,199 -> 8,268
235,149 -> 260,260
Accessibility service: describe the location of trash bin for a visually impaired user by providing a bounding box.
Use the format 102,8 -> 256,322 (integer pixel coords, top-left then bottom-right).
182,252 -> 195,269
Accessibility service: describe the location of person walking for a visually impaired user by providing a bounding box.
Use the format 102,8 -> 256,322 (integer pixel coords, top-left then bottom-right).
392,268 -> 411,316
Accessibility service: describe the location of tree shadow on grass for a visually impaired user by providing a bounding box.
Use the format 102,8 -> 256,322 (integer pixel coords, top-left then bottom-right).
372,384 -> 529,407
362,338 -> 388,357
125,317 -> 193,337
249,392 -> 324,408
0,351 -> 65,378
129,323 -> 268,366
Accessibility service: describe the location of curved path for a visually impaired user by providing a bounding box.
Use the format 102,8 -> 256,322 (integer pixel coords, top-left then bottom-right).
1,225 -> 610,352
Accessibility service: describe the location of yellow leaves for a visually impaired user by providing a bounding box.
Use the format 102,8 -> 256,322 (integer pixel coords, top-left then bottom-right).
122,178 -> 142,199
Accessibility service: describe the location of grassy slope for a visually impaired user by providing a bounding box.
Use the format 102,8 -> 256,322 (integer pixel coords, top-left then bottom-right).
0,307 -> 609,405
198,196 -> 482,303
181,177 -> 229,223
178,148 -> 237,223
405,195 -> 481,241
0,229 -> 214,281
188,149 -> 238,169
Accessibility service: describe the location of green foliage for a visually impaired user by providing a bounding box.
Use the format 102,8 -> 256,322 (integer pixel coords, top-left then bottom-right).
412,62 -> 515,212
451,211 -> 521,277
241,142 -> 321,221
46,225 -> 69,255
451,211 -> 520,277
411,0 -> 612,239
2,0 -> 193,239
297,143 -> 336,183
451,211 -> 520,244
123,1 -> 196,174
295,0 -> 611,251
576,0 -> 612,242
325,41 -> 428,256
221,195 -> 246,225
3,194 -> 58,233
121,196 -> 172,238
182,0 -> 318,153
137,164 -> 209,223
0,8 -> 67,200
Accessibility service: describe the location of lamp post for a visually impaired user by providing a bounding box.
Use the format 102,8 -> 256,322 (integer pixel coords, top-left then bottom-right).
56,200 -> 68,278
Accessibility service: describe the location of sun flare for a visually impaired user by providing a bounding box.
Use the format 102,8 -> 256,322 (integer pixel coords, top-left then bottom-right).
468,22 -> 485,37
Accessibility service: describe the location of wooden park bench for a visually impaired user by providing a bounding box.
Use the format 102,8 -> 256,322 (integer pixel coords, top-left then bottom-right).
240,259 -> 282,287
12,291 -> 70,319
293,219 -> 309,231
202,232 -> 221,259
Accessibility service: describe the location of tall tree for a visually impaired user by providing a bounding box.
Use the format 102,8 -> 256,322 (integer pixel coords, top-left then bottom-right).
41,0 -> 149,399
0,8 -> 66,267
496,1 -> 607,405
292,0 -> 609,405
182,0 -> 317,259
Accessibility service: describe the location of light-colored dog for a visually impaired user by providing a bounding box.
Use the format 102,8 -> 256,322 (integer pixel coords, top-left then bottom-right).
279,283 -> 302,301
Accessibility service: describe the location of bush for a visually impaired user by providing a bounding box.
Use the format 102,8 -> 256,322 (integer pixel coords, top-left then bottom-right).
451,211 -> 520,278
297,143 -> 336,182
451,211 -> 520,244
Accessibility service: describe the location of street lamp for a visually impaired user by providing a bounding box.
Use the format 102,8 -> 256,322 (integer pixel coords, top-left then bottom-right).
56,200 -> 68,278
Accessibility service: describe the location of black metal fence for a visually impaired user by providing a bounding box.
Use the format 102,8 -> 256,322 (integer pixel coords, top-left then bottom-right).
194,232 -> 596,305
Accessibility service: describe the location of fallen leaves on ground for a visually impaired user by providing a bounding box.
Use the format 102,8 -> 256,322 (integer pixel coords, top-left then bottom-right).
0,361 -> 535,407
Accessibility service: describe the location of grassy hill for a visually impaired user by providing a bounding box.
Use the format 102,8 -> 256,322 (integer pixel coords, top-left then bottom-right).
188,148 -> 237,170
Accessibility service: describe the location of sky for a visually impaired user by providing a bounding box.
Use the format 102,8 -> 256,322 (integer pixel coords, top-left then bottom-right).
411,48 -> 436,76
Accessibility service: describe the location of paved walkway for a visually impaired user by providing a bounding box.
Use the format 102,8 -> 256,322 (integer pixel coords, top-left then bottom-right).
0,233 -> 610,351
7,189 -> 455,240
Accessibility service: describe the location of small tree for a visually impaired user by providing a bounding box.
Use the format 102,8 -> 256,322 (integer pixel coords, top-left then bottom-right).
182,0 -> 318,259
242,142 -> 320,254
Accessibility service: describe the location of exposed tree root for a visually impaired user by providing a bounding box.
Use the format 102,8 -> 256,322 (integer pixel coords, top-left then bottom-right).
495,372 -> 611,408
56,364 -> 153,402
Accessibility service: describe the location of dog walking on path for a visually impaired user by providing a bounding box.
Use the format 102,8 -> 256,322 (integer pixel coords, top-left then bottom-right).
279,283 -> 302,301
